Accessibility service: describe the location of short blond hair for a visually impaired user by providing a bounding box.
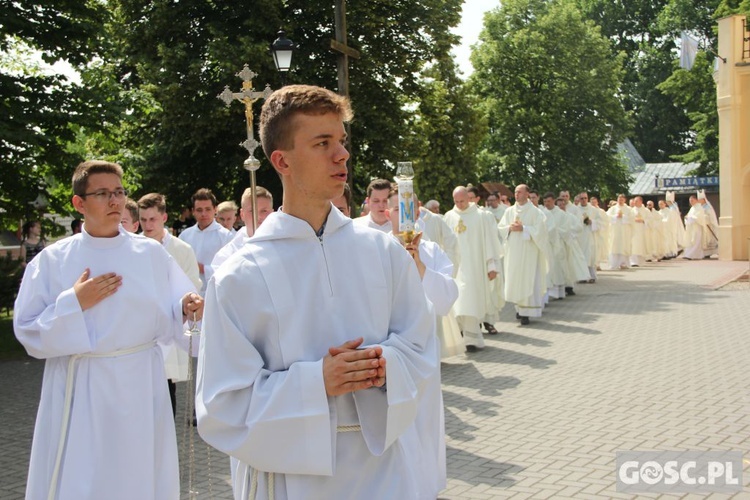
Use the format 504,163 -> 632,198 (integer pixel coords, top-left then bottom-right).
216,201 -> 238,214
240,186 -> 273,208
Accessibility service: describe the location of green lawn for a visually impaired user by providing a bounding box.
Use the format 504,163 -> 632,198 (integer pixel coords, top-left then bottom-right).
0,311 -> 28,359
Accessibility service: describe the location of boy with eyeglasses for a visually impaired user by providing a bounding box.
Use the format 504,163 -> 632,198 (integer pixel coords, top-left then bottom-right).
14,160 -> 203,499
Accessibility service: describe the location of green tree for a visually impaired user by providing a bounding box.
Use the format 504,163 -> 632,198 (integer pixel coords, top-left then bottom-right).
654,0 -> 742,175
91,0 -> 467,209
0,1 -> 108,225
691,0 -> 750,176
658,53 -> 718,175
469,0 -> 631,198
716,0 -> 750,17
405,62 -> 487,209
575,0 -> 695,163
95,0 -> 288,209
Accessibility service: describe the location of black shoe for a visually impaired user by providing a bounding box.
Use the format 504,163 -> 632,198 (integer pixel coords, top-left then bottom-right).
515,312 -> 521,319
520,316 -> 530,325
565,287 -> 575,296
483,322 -> 499,335
466,345 -> 478,353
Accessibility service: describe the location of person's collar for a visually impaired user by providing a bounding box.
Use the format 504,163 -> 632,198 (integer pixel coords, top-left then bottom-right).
454,204 -> 477,214
251,205 -> 351,242
81,224 -> 129,249
196,220 -> 220,232
368,212 -> 389,226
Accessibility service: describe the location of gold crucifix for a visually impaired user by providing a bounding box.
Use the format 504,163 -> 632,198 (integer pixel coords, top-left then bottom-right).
217,65 -> 273,232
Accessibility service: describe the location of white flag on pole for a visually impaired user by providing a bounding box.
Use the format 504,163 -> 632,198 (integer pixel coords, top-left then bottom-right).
680,32 -> 699,70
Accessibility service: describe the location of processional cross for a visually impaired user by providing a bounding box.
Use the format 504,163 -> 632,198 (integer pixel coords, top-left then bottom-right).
218,65 -> 273,232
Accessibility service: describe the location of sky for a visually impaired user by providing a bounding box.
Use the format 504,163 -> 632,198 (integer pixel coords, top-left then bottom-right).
451,0 -> 499,78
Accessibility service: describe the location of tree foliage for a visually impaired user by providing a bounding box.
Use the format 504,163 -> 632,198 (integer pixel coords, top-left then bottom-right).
406,61 -> 487,209
576,0 -> 728,171
0,1 -> 108,225
574,0 -> 693,163
655,0 -> 731,175
469,0 -> 631,198
658,53 -> 718,175
716,0 -> 750,17
10,0 -> 736,218
85,0 -> 468,210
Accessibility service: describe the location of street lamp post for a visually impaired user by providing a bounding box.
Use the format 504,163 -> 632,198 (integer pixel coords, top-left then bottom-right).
270,30 -> 295,86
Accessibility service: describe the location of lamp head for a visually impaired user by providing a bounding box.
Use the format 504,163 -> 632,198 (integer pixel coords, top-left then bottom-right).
271,30 -> 295,73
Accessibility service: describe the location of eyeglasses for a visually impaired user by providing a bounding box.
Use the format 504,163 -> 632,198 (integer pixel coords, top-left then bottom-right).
80,189 -> 128,202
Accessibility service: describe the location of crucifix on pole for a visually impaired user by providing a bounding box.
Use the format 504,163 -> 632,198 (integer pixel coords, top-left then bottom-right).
217,65 -> 273,232
330,0 -> 360,211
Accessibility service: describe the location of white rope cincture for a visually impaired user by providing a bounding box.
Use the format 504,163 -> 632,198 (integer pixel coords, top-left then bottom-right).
336,425 -> 362,433
247,424 -> 362,500
248,468 -> 258,500
186,333 -> 197,498
47,341 -> 157,500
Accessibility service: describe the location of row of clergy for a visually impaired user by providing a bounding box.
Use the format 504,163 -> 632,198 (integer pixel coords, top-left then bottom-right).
352,182 -> 594,354
138,177 -> 719,365
352,182 -> 720,355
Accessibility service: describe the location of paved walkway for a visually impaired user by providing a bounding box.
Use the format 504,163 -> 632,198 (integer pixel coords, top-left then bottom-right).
0,258 -> 748,499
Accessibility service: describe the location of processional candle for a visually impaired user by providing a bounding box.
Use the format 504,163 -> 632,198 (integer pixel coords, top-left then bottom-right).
396,162 -> 415,242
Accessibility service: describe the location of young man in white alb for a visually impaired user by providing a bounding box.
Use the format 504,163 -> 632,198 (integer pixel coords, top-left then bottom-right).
215,200 -> 238,233
197,85 -> 439,499
178,188 -> 233,293
138,192 -> 202,416
210,186 -> 274,272
15,160 -> 203,499
353,178 -> 392,231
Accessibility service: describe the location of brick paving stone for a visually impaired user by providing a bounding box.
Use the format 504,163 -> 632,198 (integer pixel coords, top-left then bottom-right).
1,258 -> 748,499
533,489 -> 561,499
